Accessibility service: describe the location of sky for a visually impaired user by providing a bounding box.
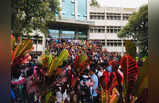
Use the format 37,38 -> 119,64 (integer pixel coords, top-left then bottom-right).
96,0 -> 148,8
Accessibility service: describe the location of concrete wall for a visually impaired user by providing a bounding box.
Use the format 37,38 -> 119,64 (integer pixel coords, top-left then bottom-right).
23,30 -> 46,54
88,6 -> 137,54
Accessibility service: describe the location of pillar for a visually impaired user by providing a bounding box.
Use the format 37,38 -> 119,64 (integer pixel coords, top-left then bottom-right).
42,34 -> 46,54
105,33 -> 107,47
59,28 -> 62,39
87,30 -> 89,40
121,39 -> 124,56
75,30 -> 78,40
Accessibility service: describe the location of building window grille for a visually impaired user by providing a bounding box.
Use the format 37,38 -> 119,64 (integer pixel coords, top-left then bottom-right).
106,26 -> 121,33
90,27 -> 93,33
123,13 -> 131,20
107,40 -> 123,47
89,12 -> 105,20
106,13 -> 121,20
114,42 -> 117,46
90,26 -> 105,33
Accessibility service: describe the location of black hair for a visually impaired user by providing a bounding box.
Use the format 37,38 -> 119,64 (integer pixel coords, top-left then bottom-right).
83,69 -> 89,75
90,68 -> 96,73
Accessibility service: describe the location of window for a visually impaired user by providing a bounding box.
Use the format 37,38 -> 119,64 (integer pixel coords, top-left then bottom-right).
123,13 -> 131,20
117,40 -> 122,46
33,40 -> 37,44
84,14 -> 87,17
38,40 -> 42,44
71,0 -> 75,3
106,26 -> 121,33
72,12 -> 75,16
90,26 -> 105,33
106,13 -> 121,20
89,12 -> 105,20
90,29 -> 93,33
107,40 -> 122,47
101,40 -> 105,46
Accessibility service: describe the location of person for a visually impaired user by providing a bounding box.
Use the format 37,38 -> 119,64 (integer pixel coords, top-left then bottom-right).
114,64 -> 124,103
97,66 -> 104,78
89,68 -> 99,103
80,70 -> 91,103
10,88 -> 16,103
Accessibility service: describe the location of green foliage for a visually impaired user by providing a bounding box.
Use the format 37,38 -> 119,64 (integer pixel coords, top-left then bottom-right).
90,0 -> 99,7
123,79 -> 127,101
45,91 -> 56,103
11,0 -> 61,37
47,49 -> 69,76
125,40 -> 136,58
45,91 -> 52,103
76,53 -> 88,73
118,4 -> 148,56
79,53 -> 87,65
11,0 -> 99,37
39,49 -> 69,76
133,58 -> 149,97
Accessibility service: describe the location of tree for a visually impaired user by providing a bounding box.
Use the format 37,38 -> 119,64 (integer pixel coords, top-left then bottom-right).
11,0 -> 61,37
11,0 -> 99,38
90,0 -> 99,7
118,4 -> 148,57
125,40 -> 136,58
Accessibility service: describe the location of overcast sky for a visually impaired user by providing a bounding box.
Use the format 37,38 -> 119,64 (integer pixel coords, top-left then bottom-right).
96,0 -> 148,8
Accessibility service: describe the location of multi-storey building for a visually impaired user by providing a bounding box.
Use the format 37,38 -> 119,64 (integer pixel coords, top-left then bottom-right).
25,1 -> 137,56
25,0 -> 93,55
88,6 -> 137,55
48,0 -> 93,40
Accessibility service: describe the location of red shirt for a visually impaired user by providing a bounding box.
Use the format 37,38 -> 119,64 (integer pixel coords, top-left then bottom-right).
103,71 -> 109,90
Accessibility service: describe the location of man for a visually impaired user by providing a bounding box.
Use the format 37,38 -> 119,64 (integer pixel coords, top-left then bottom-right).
89,68 -> 99,103
80,70 -> 91,103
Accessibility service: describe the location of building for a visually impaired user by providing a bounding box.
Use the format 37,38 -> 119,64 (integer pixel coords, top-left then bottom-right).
25,1 -> 138,56
25,0 -> 93,55
48,0 -> 94,40
23,30 -> 47,55
87,6 -> 137,55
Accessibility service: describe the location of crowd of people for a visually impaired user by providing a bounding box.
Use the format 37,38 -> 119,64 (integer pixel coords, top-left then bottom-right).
11,39 -> 142,103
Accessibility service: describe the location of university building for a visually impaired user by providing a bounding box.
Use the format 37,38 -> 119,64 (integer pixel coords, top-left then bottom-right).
25,0 -> 137,56
24,0 -> 92,55
48,0 -> 93,40
87,6 -> 137,55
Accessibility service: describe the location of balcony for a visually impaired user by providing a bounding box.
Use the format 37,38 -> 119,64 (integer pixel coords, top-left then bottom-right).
48,18 -> 95,31
54,18 -> 95,25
